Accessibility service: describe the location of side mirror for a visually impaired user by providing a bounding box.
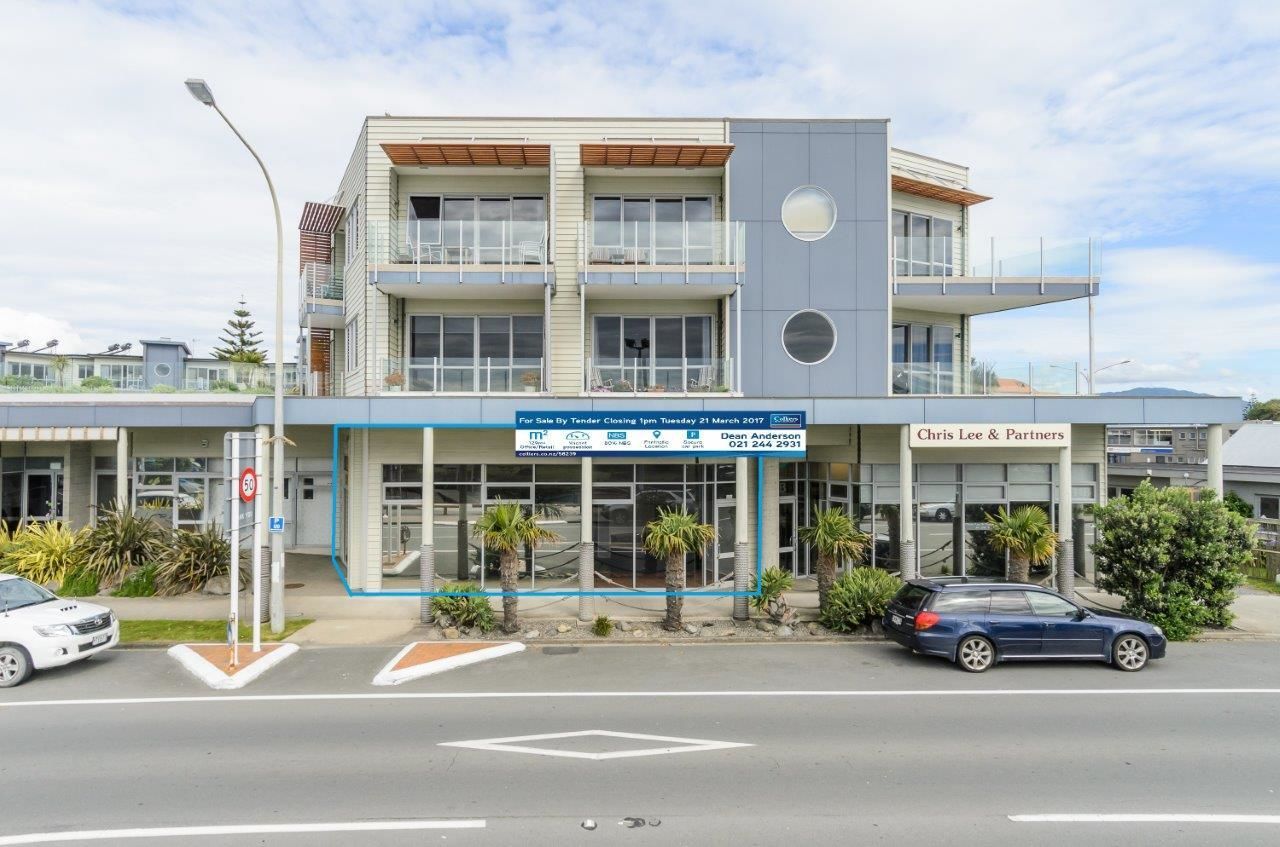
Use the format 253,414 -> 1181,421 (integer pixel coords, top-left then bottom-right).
1074,608 -> 1090,621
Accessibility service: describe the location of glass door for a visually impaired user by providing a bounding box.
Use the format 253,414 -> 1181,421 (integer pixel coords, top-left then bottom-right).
714,499 -> 736,584
621,316 -> 651,389
24,472 -> 61,521
778,497 -> 797,575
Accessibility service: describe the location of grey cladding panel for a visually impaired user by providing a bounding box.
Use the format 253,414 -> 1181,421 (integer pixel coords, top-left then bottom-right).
808,133 -> 857,218
855,220 -> 890,311
728,130 -> 764,221
762,310 -> 811,397
807,310 -> 859,398
762,133 -> 810,221
809,221 -> 857,310
762,222 -> 809,310
855,310 -> 889,395
854,133 -> 888,221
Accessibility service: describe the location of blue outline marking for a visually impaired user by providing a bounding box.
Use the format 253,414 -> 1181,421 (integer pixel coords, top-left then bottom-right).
327,423 -> 768,599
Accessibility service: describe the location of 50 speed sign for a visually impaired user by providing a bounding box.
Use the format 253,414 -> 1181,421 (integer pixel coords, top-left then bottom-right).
239,467 -> 258,503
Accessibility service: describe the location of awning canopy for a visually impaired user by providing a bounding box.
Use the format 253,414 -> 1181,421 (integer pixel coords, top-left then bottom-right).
1,426 -> 119,442
299,201 -> 345,234
891,174 -> 991,206
580,143 -> 733,168
380,142 -> 551,167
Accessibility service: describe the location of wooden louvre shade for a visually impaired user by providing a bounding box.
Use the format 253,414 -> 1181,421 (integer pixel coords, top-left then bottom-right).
891,174 -> 991,206
381,142 -> 551,167
580,143 -> 733,168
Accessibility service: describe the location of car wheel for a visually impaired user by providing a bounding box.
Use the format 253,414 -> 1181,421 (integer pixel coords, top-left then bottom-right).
935,508 -> 952,522
1112,635 -> 1149,672
956,636 -> 995,673
0,645 -> 32,688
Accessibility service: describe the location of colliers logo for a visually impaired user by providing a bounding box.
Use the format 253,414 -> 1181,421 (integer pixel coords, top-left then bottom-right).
769,413 -> 803,428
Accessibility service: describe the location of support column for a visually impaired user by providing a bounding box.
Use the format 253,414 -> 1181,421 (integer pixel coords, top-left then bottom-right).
761,459 -> 780,572
115,427 -> 129,508
578,457 -> 594,622
899,425 -> 916,580
1056,444 -> 1075,596
420,428 -> 435,623
733,456 -> 750,621
1207,423 -> 1224,498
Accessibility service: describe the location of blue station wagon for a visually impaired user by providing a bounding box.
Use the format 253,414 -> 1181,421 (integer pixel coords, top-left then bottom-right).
883,578 -> 1166,673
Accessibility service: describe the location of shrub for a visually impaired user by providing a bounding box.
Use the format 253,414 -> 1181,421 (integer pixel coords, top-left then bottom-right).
151,383 -> 178,394
819,567 -> 902,633
430,582 -> 496,633
1223,490 -> 1254,519
592,615 -> 614,637
83,503 -> 167,588
750,566 -> 796,625
59,566 -> 101,597
1092,482 -> 1251,639
78,375 -> 114,391
211,379 -> 240,392
112,563 -> 159,597
3,522 -> 87,587
154,526 -> 232,595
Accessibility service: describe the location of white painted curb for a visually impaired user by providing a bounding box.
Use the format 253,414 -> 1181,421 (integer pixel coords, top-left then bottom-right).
372,641 -> 525,686
168,643 -> 299,690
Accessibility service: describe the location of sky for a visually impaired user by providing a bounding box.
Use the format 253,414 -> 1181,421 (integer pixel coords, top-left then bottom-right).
1,0 -> 1279,397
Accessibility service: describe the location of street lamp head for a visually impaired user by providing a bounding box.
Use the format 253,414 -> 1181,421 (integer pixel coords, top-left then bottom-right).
185,78 -> 216,106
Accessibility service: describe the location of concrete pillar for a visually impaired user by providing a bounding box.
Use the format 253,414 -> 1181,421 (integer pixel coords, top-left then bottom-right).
115,427 -> 129,508
733,456 -> 750,621
899,425 -> 916,580
761,459 -> 780,571
1207,423 -> 1224,498
67,443 -> 91,528
420,427 -> 435,623
578,456 -> 594,622
1056,444 -> 1075,596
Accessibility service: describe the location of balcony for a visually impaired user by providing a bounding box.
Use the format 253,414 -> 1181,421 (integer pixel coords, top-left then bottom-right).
379,357 -> 545,395
0,363 -> 298,395
892,361 -> 1084,396
579,221 -> 745,294
298,262 -> 344,329
585,357 -> 737,395
368,219 -> 551,295
892,237 -> 1099,314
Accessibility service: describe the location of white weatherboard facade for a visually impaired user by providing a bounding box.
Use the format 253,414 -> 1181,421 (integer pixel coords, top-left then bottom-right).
1,115 -> 1242,619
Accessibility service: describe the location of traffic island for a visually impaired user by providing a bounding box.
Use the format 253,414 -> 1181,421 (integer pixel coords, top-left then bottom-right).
168,642 -> 299,689
373,641 -> 525,686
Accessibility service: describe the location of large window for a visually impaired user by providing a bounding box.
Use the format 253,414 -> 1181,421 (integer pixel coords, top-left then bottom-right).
590,196 -> 715,265
893,210 -> 954,276
892,322 -> 954,394
591,314 -> 713,390
407,194 -> 546,264
7,362 -> 53,383
407,314 -> 543,392
132,457 -> 222,531
98,362 -> 144,389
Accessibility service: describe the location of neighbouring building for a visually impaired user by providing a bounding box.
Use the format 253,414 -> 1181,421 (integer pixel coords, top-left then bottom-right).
0,115 -> 1242,616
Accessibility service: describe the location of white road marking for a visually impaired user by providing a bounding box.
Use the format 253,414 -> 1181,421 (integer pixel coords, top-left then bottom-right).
1010,814 -> 1280,824
3,688 -> 1280,709
440,729 -> 751,760
0,820 -> 486,845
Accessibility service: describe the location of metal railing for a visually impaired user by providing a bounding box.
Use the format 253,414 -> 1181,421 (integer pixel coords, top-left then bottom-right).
0,363 -> 298,394
300,262 -> 343,301
893,361 -> 1084,396
585,357 -> 735,394
380,357 -> 545,394
579,220 -> 745,269
893,236 -> 1100,290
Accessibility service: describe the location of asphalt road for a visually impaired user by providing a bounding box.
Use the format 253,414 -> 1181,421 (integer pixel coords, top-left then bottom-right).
3,641 -> 1279,846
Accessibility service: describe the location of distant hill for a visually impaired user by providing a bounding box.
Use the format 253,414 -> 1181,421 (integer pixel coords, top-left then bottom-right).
1100,387 -> 1211,398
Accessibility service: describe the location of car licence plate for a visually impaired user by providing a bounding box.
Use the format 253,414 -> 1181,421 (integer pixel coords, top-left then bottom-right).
90,633 -> 110,646
891,614 -> 902,626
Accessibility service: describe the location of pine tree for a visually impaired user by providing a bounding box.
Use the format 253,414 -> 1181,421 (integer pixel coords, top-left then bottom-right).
211,298 -> 266,363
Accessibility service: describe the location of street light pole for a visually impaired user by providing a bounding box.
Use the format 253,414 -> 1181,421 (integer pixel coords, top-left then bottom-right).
186,79 -> 286,634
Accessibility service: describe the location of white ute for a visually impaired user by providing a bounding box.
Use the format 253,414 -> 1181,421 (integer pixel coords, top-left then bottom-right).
0,573 -> 120,687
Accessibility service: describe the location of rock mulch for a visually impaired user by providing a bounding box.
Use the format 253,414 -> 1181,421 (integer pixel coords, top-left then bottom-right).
419,617 -> 887,642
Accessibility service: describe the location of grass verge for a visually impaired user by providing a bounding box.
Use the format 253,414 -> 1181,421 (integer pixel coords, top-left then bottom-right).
1245,576 -> 1280,596
119,618 -> 314,643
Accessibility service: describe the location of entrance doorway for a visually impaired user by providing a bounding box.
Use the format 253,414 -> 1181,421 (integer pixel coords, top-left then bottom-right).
777,497 -> 797,574
714,498 -> 736,584
285,473 -> 332,549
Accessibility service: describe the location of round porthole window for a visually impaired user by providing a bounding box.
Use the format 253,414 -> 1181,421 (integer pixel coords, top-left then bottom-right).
154,363 -> 172,377
782,310 -> 837,365
781,185 -> 837,241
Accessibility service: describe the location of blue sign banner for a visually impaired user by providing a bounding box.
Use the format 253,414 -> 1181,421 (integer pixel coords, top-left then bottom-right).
515,411 -> 806,457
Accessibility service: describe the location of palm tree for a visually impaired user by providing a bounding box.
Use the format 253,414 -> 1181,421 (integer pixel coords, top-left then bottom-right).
983,505 -> 1058,583
643,507 -> 715,631
798,506 -> 871,614
472,502 -> 560,633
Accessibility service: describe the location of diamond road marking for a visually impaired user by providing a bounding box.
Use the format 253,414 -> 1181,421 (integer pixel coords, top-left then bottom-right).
438,729 -> 752,760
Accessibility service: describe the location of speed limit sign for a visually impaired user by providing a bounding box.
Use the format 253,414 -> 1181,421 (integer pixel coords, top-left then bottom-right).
239,467 -> 258,503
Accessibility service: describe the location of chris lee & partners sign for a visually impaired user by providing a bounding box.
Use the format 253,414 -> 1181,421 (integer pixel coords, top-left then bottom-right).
515,411 -> 807,458
909,424 -> 1071,448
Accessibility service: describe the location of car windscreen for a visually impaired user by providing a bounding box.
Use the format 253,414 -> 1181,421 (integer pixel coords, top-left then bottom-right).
892,584 -> 933,611
0,577 -> 56,611
930,590 -> 991,614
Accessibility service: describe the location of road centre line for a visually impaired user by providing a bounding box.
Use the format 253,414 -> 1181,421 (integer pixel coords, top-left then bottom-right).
4,688 -> 1280,709
0,820 -> 486,846
1010,814 -> 1280,824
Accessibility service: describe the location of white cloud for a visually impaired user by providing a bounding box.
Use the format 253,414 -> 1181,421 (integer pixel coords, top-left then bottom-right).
0,0 -> 1277,375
